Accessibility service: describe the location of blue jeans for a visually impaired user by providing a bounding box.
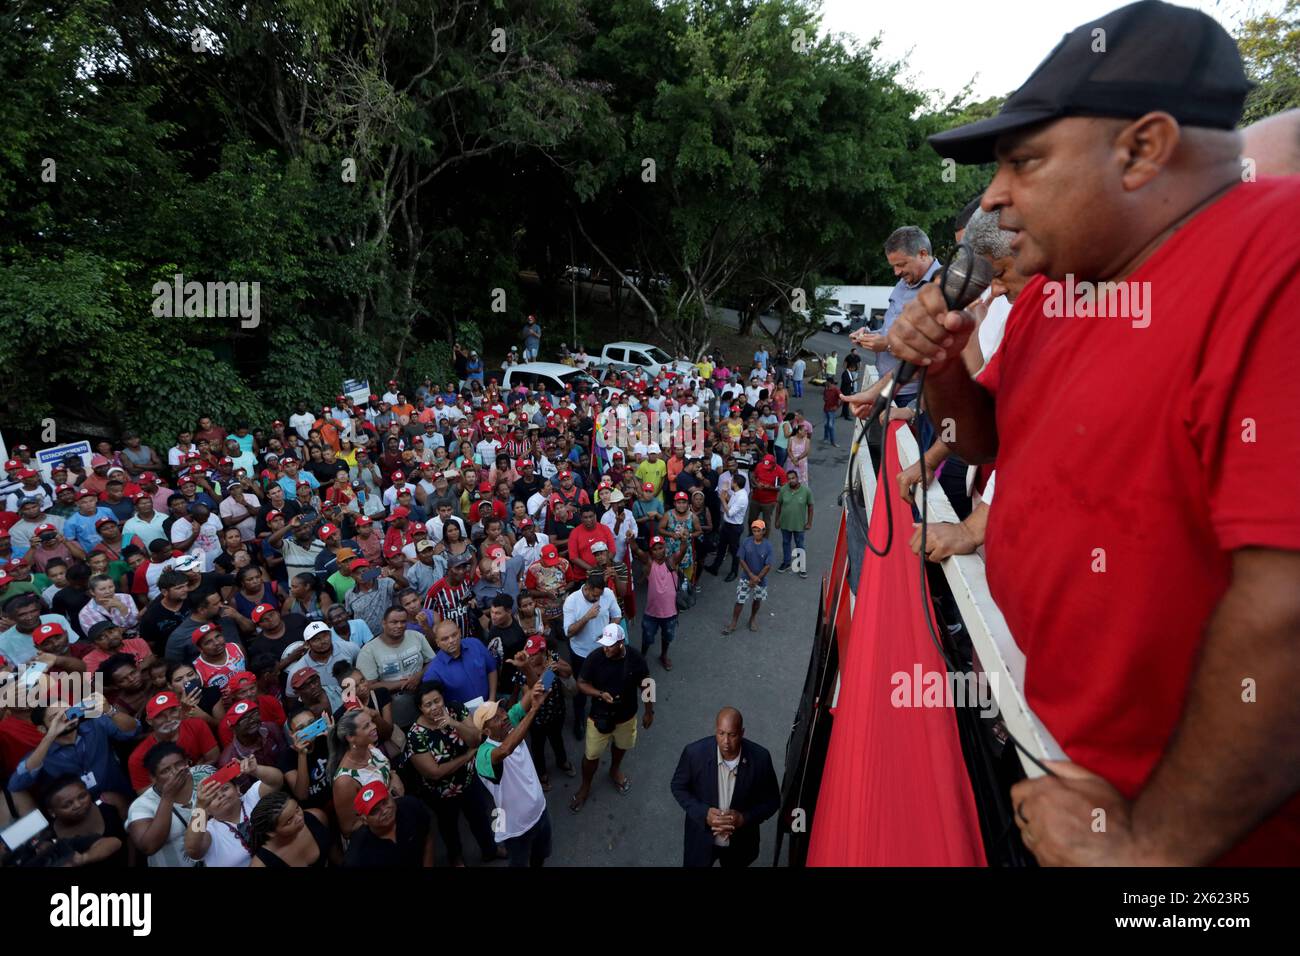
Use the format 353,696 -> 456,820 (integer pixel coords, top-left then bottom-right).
780,529 -> 805,567
504,808 -> 552,867
793,379 -> 803,397
569,649 -> 588,727
640,613 -> 678,653
823,410 -> 837,443
774,446 -> 788,468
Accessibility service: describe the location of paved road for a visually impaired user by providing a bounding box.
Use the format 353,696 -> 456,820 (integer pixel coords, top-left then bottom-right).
708,305 -> 856,360
535,385 -> 856,867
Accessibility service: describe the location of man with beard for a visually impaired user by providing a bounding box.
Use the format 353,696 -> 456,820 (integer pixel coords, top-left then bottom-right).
127,691 -> 220,792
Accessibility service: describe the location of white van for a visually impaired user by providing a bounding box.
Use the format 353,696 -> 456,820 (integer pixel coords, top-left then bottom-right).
501,362 -> 601,396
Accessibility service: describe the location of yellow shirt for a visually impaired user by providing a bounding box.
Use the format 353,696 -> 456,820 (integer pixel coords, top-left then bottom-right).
696,360 -> 714,379
635,459 -> 668,496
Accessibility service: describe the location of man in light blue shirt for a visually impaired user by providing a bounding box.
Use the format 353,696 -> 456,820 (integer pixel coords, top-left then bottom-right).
867,226 -> 943,404
0,595 -> 77,668
753,347 -> 769,371
326,603 -> 374,650
561,573 -> 622,733
62,491 -> 118,553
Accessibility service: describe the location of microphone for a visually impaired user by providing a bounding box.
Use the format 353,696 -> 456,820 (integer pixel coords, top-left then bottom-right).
862,243 -> 993,421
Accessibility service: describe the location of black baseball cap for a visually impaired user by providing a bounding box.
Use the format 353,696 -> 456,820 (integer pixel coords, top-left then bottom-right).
929,1 -> 1252,165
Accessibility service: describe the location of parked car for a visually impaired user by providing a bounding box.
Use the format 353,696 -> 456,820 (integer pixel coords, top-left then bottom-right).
501,362 -> 602,396
594,341 -> 696,378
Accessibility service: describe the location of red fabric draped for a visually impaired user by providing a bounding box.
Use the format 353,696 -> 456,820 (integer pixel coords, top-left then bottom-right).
807,421 -> 987,867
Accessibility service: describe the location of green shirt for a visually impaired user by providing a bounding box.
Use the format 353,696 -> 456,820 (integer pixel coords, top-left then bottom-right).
777,482 -> 813,531
475,701 -> 527,781
328,570 -> 356,602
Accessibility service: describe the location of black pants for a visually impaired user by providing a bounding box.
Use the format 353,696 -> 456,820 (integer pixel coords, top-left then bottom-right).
708,522 -> 743,575
530,717 -> 569,777
711,843 -> 751,868
430,781 -> 497,864
569,649 -> 588,727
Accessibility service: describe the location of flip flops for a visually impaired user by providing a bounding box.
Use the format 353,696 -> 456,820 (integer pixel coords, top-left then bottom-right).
611,774 -> 632,795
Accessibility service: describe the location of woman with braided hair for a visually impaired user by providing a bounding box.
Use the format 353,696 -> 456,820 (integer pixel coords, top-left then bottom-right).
248,790 -> 335,868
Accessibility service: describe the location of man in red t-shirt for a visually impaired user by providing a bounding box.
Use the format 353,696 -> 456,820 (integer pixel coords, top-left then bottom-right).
749,453 -> 786,529
908,3 -> 1300,865
565,504 -> 616,583
128,691 -> 220,791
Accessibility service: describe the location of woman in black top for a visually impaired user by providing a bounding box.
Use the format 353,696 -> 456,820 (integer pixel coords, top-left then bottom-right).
280,710 -> 335,819
43,776 -> 129,868
249,791 -> 334,868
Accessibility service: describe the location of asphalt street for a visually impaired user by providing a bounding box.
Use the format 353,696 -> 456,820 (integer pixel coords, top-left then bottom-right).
539,384 -> 857,867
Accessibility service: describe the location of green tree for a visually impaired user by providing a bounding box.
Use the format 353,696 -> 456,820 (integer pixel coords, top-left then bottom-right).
1238,0 -> 1300,123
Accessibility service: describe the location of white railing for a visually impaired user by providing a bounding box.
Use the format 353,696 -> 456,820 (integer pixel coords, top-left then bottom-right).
839,367 -> 1064,778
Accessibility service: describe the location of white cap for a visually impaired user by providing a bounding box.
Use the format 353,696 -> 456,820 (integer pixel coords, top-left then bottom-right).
303,620 -> 332,640
647,442 -> 661,454
172,554 -> 201,572
597,623 -> 625,647
590,540 -> 609,553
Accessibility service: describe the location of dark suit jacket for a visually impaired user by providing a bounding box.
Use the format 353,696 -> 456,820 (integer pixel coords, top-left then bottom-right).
670,736 -> 780,867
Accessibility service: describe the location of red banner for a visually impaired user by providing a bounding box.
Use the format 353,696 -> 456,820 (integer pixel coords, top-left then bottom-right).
807,422 -> 987,866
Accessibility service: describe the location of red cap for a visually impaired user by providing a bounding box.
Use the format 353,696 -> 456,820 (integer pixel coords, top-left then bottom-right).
296,480 -> 312,489
34,523 -> 56,534
477,481 -> 492,494
518,517 -> 534,529
229,671 -> 258,691
317,524 -> 338,541
146,692 -> 181,719
384,545 -> 401,557
356,516 -> 373,527
191,623 -> 218,646
220,457 -> 233,466
409,522 -> 427,534
349,559 -> 372,571
674,491 -> 689,501
16,468 -> 36,479
516,458 -> 532,469
265,510 -> 283,522
94,516 -> 118,528
390,506 -> 410,519
32,622 -> 66,645
761,454 -> 777,466
3,460 -> 18,471
132,492 -> 151,503
250,604 -> 275,624
223,699 -> 259,730
524,635 -> 547,656
290,668 -> 318,689
650,535 -> 665,546
77,488 -> 99,500
540,544 -> 561,567
354,780 -> 390,816
641,482 -> 655,492
392,471 -> 405,482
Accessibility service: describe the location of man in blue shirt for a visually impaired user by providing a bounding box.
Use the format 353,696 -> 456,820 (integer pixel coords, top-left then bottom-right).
860,226 -> 943,406
62,490 -> 119,553
724,518 -> 773,635
753,347 -> 769,371
9,706 -> 139,811
422,619 -> 497,707
0,596 -> 78,667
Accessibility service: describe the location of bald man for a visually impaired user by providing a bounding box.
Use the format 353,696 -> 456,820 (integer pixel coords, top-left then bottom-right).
670,708 -> 780,868
911,3 -> 1300,865
1241,109 -> 1300,176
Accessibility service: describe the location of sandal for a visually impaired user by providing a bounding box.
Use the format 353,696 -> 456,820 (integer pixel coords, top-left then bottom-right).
611,774 -> 632,795
748,621 -> 759,632
569,793 -> 587,814
540,775 -> 552,792
559,762 -> 577,778
721,624 -> 736,635
660,655 -> 673,671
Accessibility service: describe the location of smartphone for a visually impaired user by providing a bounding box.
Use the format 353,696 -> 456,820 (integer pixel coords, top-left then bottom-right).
183,677 -> 202,697
209,761 -> 242,786
22,661 -> 49,688
0,810 -> 50,851
294,716 -> 329,744
64,705 -> 85,722
541,669 -> 556,692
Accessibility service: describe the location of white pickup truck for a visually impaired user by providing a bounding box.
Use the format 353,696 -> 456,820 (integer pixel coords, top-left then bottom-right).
595,341 -> 697,378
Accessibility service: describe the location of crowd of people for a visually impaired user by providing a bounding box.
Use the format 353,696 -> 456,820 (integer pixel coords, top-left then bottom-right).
0,344 -> 808,867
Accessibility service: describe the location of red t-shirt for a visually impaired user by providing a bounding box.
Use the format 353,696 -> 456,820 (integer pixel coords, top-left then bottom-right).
750,461 -> 786,505
0,715 -> 45,776
127,718 -> 218,790
565,523 -> 617,582
978,178 -> 1300,864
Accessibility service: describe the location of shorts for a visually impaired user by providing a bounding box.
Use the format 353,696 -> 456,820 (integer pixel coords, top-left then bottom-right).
585,715 -> 638,760
735,578 -> 768,604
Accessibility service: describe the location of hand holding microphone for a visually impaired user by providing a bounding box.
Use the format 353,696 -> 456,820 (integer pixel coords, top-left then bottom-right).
886,283 -> 980,376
